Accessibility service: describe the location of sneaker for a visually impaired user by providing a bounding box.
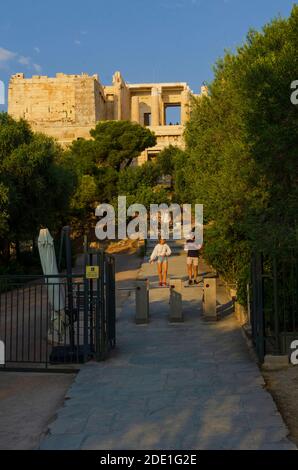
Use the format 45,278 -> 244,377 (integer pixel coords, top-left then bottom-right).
188,279 -> 193,286
159,282 -> 163,287
194,279 -> 199,285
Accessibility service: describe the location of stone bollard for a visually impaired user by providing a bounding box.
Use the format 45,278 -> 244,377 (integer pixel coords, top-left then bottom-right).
135,279 -> 149,324
203,275 -> 218,321
169,278 -> 183,323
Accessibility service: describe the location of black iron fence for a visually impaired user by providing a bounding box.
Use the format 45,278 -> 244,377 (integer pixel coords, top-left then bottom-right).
105,254 -> 116,350
250,251 -> 298,363
0,252 -> 116,370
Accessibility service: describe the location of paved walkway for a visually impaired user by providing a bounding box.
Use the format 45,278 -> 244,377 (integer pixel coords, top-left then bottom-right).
40,255 -> 296,450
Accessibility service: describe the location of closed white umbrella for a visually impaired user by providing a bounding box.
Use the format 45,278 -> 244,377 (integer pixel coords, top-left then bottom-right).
38,228 -> 66,344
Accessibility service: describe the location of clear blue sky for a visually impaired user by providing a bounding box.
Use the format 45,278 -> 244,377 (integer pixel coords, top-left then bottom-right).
0,0 -> 296,110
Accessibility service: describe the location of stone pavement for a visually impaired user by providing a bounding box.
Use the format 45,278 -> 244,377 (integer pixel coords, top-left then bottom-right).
40,254 -> 297,450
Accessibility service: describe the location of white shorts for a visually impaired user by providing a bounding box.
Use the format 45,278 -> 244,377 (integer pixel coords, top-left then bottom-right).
187,257 -> 199,266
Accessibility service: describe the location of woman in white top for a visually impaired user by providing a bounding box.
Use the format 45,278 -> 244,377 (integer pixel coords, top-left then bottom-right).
150,238 -> 172,287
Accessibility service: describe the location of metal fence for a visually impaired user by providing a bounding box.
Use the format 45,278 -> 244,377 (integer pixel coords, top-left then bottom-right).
0,252 -> 116,370
250,251 -> 298,363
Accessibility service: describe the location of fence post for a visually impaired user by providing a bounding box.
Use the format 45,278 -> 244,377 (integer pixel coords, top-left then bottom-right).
135,279 -> 149,324
169,278 -> 183,323
272,255 -> 280,355
253,252 -> 265,363
99,251 -> 108,360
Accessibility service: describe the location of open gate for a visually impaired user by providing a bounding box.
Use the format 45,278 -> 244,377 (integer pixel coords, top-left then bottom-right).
0,250 -> 116,371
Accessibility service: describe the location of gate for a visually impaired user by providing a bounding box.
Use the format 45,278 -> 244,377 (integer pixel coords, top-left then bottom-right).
250,251 -> 298,363
0,251 -> 116,370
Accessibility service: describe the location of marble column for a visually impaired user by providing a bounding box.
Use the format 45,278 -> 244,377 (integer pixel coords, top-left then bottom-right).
113,84 -> 122,120
151,87 -> 160,126
181,88 -> 190,125
131,95 -> 140,123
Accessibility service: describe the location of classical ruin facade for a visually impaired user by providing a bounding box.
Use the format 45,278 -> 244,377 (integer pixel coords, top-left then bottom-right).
8,71 -> 207,164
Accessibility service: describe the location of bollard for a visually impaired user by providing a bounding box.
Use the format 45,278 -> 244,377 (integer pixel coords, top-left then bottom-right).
135,279 -> 149,324
203,275 -> 218,321
169,278 -> 183,323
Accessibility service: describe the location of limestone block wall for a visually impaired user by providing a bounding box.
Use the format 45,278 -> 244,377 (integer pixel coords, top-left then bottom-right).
8,72 -> 105,145
94,78 -> 106,122
8,73 -> 76,124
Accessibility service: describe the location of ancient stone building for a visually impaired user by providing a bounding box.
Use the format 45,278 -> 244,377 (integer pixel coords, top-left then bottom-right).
8,71 -> 207,164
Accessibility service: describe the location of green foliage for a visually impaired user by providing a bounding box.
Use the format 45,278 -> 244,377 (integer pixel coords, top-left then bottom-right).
0,113 -> 33,159
4,133 -> 74,240
126,185 -> 169,208
155,145 -> 187,201
70,175 -> 98,212
0,113 -> 75,263
156,145 -> 178,176
85,120 -> 156,171
0,183 -> 9,237
117,162 -> 160,196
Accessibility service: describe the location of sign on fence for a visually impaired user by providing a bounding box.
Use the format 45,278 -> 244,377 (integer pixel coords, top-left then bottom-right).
86,265 -> 100,279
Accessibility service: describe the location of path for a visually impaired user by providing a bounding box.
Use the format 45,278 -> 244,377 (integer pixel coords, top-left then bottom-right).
39,252 -> 297,450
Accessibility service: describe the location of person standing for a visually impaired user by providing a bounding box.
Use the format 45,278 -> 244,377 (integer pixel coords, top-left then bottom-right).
150,238 -> 172,287
184,233 -> 202,285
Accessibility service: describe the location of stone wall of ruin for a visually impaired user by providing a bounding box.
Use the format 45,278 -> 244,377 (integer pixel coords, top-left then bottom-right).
8,71 -> 203,158
8,72 -> 106,145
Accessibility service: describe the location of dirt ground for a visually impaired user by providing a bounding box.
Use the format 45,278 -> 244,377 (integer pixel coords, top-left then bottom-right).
0,243 -> 142,450
263,366 -> 298,447
0,372 -> 75,450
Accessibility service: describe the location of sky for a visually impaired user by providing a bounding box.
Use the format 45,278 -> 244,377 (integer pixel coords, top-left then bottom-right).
0,0 -> 296,111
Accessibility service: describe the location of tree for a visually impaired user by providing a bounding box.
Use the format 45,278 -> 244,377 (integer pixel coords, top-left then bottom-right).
0,183 -> 9,238
156,145 -> 185,177
0,113 -> 33,159
4,133 -> 74,242
117,161 -> 160,196
0,114 -> 75,263
155,146 -> 190,202
90,121 -> 156,170
69,120 -> 156,172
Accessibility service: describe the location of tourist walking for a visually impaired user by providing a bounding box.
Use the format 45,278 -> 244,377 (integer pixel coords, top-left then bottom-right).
150,238 -> 172,287
184,232 -> 202,285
